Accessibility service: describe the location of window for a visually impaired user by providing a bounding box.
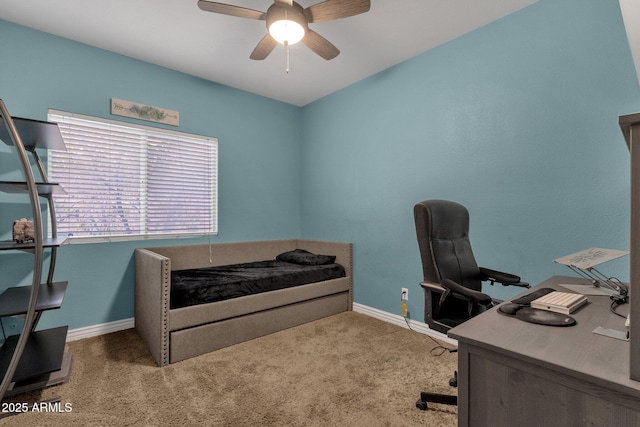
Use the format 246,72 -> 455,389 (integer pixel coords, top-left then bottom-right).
47,110 -> 217,242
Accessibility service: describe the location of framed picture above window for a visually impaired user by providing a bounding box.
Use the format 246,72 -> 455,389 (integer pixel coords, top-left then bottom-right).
47,110 -> 218,242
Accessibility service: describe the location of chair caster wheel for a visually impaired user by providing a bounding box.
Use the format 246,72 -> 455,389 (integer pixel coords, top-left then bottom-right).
449,371 -> 458,387
416,398 -> 429,411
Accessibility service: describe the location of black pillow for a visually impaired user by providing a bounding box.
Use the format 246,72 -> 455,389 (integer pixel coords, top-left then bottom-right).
276,249 -> 336,266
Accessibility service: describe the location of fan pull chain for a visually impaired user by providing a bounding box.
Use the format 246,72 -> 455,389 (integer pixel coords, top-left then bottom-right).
285,41 -> 290,74
285,10 -> 290,74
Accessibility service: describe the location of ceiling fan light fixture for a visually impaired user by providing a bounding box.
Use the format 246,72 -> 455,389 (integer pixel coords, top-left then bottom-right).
269,19 -> 305,45
198,0 -> 372,60
266,5 -> 307,46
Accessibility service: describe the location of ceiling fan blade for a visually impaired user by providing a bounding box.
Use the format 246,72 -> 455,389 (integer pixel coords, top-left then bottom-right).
304,0 -> 370,23
274,0 -> 294,6
302,29 -> 340,60
197,1 -> 266,20
250,34 -> 278,60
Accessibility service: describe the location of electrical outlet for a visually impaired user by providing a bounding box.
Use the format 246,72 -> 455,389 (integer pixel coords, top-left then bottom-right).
401,288 -> 408,301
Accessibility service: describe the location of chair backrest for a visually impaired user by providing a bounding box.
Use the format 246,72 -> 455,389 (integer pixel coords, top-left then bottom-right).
414,199 -> 482,292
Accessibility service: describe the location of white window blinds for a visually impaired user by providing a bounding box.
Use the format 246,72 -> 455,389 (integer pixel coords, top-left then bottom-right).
47,110 -> 217,241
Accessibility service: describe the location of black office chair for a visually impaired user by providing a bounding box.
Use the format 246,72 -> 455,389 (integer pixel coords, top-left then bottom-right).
413,199 -> 529,410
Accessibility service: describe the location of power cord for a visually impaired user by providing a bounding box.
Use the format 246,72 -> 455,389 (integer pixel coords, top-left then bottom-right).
401,300 -> 456,356
610,293 -> 629,319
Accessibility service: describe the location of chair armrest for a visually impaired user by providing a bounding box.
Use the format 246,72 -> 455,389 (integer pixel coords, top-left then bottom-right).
479,267 -> 529,288
441,278 -> 493,306
420,281 -> 445,293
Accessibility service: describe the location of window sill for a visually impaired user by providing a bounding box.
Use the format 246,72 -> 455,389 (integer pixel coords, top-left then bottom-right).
53,232 -> 218,245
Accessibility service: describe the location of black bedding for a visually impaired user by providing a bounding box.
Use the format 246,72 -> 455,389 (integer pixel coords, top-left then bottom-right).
170,260 -> 346,309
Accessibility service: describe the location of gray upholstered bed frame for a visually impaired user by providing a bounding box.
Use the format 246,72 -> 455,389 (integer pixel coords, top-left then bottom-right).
135,239 -> 353,366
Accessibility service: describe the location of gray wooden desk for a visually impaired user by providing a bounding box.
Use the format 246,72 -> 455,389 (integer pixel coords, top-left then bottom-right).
448,275 -> 640,427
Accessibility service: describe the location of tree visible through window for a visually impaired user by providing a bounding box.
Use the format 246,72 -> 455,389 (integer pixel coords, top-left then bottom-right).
47,110 -> 217,241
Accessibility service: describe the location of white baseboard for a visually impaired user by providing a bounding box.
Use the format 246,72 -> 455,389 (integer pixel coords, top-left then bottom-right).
66,317 -> 134,342
65,305 -> 457,347
352,303 -> 457,346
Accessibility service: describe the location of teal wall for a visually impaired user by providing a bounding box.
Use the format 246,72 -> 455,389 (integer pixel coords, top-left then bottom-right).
1,0 -> 640,332
0,21 -> 303,331
300,0 -> 640,319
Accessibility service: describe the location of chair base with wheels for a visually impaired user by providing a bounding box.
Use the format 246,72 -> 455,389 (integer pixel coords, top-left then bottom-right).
416,371 -> 458,410
416,392 -> 458,410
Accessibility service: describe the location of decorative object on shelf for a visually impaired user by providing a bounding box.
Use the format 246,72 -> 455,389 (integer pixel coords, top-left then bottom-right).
12,218 -> 34,243
111,98 -> 179,126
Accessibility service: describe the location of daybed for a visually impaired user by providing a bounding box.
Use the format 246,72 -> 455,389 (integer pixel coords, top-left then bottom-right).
135,239 -> 353,366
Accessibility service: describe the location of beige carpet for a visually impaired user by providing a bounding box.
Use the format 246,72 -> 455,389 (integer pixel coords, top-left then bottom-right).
1,312 -> 458,426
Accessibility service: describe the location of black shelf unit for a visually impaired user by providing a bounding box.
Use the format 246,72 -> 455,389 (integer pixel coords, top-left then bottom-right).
0,100 -> 71,400
0,282 -> 68,317
0,182 -> 66,196
0,116 -> 66,151
0,237 -> 67,252
0,327 -> 68,383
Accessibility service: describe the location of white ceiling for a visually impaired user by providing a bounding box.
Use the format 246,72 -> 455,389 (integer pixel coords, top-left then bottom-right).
1,0 -> 546,106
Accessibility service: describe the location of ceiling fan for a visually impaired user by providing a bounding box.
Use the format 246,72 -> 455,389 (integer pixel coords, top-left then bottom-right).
198,0 -> 371,60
